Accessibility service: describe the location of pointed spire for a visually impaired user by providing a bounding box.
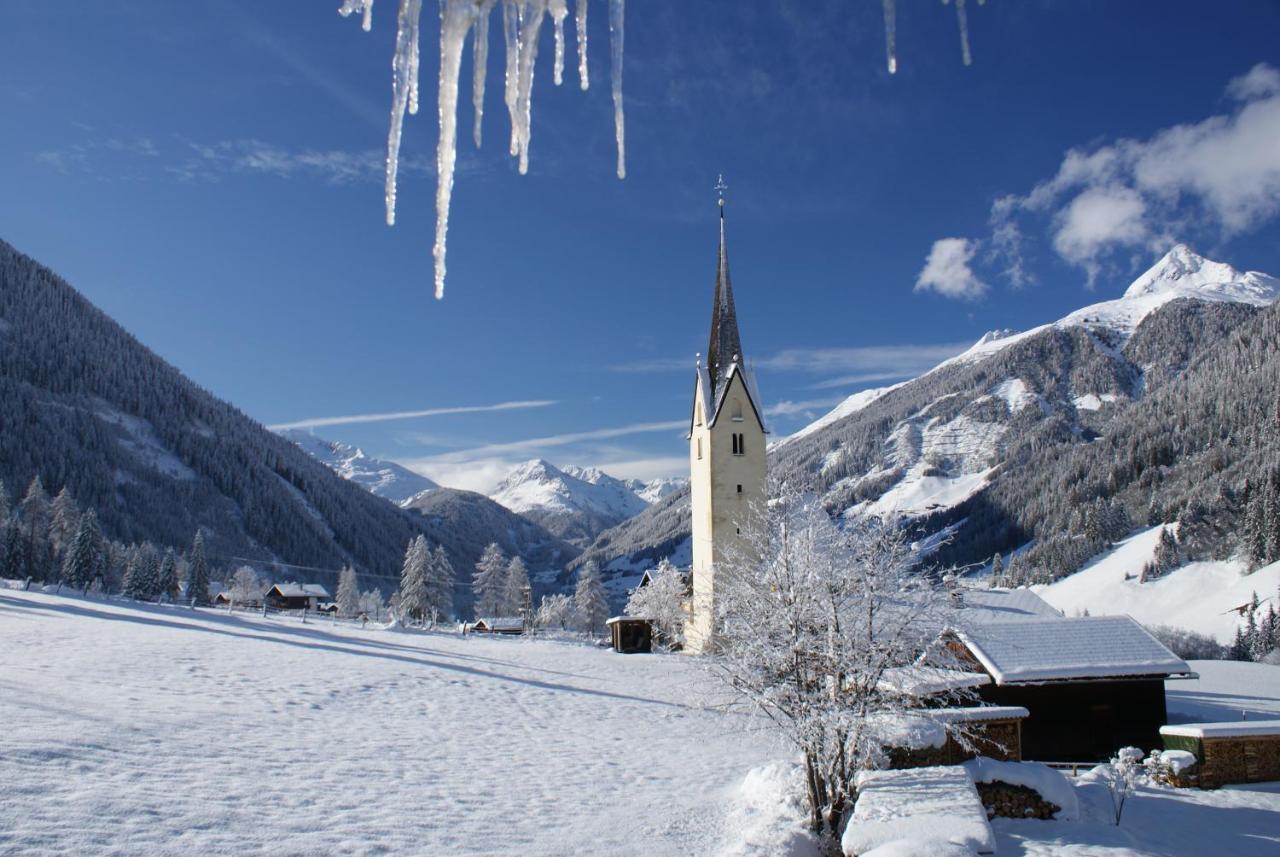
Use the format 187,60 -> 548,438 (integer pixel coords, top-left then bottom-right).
706,179 -> 743,395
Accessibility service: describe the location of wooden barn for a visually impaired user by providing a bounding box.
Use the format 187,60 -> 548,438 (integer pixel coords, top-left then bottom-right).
951,615 -> 1194,762
265,582 -> 330,611
606,616 -> 653,654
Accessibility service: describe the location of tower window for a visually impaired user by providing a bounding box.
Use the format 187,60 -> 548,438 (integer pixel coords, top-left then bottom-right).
732,433 -> 745,456
696,438 -> 702,460
732,401 -> 743,422
736,484 -> 742,494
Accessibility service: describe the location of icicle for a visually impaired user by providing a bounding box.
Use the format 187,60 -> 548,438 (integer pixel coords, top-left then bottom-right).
575,0 -> 589,90
407,3 -> 422,114
550,0 -> 569,86
339,0 -> 374,32
502,0 -> 521,157
944,0 -> 973,67
514,0 -> 550,175
385,0 -> 424,226
434,0 -> 483,299
882,0 -> 897,75
472,1 -> 494,147
609,0 -> 625,179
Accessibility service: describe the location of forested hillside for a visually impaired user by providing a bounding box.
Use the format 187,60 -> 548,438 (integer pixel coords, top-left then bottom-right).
0,239 -> 431,579
575,248 -> 1280,586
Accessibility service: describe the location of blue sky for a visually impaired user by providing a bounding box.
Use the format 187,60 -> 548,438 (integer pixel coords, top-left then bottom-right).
3,1 -> 1279,492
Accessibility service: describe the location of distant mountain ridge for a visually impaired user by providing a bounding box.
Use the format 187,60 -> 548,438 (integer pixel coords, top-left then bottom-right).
489,459 -> 686,545
573,245 -> 1280,585
277,429 -> 438,504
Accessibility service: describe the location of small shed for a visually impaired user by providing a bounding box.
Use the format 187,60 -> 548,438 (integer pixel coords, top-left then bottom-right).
265,582 -> 330,611
951,615 -> 1194,762
606,616 -> 653,654
1160,720 -> 1280,788
465,617 -> 525,635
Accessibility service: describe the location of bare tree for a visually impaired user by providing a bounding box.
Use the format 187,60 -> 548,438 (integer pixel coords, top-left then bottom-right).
229,565 -> 264,608
711,483 -> 974,838
624,558 -> 686,649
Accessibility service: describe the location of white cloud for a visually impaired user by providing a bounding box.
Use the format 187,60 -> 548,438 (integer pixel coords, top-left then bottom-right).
982,62 -> 1280,284
913,238 -> 989,301
268,399 -> 556,431
1051,186 -> 1149,283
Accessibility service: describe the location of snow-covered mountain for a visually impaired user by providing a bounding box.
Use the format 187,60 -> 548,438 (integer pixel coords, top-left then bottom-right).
277,429 -> 438,504
575,245 -> 1280,584
489,459 -> 685,545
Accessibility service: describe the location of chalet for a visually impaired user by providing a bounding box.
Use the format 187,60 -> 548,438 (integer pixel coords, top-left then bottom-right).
265,582 -> 330,611
951,614 -> 1194,762
465,617 -> 525,635
606,616 -> 653,654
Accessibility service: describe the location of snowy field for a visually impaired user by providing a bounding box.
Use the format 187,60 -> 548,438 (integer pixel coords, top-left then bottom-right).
1037,526 -> 1280,643
0,588 -> 776,856
3,589 -> 1280,856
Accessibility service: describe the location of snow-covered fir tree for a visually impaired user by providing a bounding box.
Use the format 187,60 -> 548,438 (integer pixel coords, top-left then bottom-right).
62,508 -> 104,592
503,556 -> 530,618
122,545 -> 154,601
473,542 -> 507,618
989,552 -> 1003,585
156,548 -> 179,602
398,535 -> 430,623
624,558 -> 686,648
186,530 -> 211,605
573,560 -> 608,636
48,487 -> 79,558
336,565 -> 361,618
427,545 -> 455,623
18,477 -> 54,582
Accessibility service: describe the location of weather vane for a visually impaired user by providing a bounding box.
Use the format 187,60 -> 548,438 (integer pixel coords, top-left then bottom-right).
715,174 -> 728,208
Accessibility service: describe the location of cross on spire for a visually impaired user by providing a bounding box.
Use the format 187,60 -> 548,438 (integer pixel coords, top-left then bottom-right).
715,174 -> 728,211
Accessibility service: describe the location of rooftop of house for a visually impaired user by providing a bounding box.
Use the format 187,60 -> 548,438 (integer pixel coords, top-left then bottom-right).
955,614 -> 1193,685
269,582 -> 330,599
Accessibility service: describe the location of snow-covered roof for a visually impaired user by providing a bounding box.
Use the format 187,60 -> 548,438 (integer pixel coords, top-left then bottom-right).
926,705 -> 1029,724
1160,720 -> 1280,739
269,582 -> 330,598
949,588 -> 1062,625
878,666 -> 991,697
956,615 -> 1192,684
470,617 -> 525,631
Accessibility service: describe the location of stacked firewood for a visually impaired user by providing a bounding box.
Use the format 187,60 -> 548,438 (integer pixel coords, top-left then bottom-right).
974,782 -> 1061,820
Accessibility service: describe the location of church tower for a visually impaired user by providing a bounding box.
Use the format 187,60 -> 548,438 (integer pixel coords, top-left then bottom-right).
686,188 -> 767,654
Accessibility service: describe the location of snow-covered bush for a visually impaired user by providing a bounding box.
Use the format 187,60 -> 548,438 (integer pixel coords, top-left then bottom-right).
1097,746 -> 1145,824
624,558 -> 685,649
712,482 -> 974,838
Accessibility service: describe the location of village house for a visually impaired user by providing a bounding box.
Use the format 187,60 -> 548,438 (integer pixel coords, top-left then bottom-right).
464,617 -> 525,635
264,582 -> 330,611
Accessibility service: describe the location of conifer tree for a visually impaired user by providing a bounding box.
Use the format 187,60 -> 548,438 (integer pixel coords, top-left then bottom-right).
48,487 -> 80,558
989,553 -> 1003,586
123,545 -> 158,601
336,566 -> 361,618
398,535 -> 430,623
574,560 -> 608,636
187,530 -> 211,605
503,556 -> 530,618
19,477 -> 53,582
156,549 -> 179,602
473,542 -> 507,618
3,525 -> 27,582
428,545 -> 455,623
0,479 -> 10,525
62,508 -> 104,592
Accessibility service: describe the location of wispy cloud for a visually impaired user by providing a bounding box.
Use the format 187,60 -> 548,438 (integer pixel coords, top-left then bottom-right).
610,342 -> 970,388
268,399 -> 557,431
936,62 -> 1280,292
36,136 -> 160,176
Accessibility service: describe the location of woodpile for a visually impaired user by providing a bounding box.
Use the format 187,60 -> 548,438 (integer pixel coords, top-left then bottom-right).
974,781 -> 1062,820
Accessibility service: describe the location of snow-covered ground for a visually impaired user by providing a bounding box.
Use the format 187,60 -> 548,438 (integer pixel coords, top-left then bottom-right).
0,588 -> 774,856
1036,526 -> 1280,642
3,590 -> 1279,856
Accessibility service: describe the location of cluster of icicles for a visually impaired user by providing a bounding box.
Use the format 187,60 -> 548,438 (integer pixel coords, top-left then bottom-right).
340,0 -> 983,300
338,0 -> 624,299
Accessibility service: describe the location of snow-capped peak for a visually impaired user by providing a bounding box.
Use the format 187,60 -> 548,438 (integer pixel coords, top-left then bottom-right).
278,429 -> 438,504
1122,244 -> 1279,304
490,458 -> 684,526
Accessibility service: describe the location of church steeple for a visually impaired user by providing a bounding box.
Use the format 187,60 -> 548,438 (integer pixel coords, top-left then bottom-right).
706,183 -> 743,396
